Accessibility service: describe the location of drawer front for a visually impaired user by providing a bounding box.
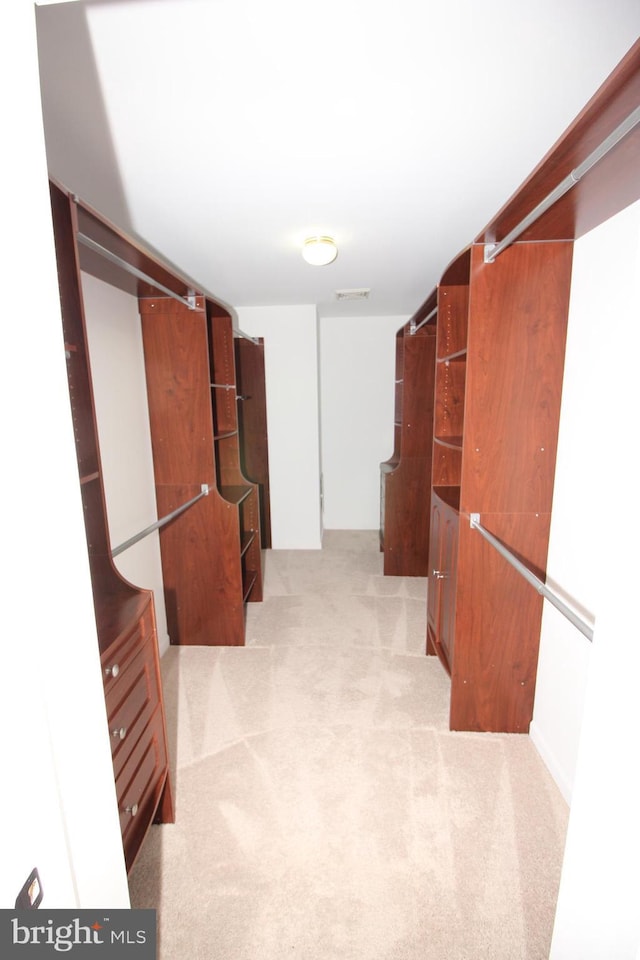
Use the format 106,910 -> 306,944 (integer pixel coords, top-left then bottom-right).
116,706 -> 168,870
101,603 -> 154,697
106,636 -> 160,780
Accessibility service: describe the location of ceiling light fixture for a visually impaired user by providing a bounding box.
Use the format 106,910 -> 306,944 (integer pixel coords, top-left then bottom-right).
302,236 -> 338,266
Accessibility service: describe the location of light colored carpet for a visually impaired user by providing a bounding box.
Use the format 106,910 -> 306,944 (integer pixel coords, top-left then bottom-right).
128,530 -> 568,959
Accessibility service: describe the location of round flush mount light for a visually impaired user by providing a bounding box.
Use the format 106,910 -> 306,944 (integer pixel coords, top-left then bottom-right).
302,236 -> 338,266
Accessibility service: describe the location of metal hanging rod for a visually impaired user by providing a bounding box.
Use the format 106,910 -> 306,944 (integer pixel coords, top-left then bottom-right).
78,234 -> 264,337
112,484 -> 210,558
409,305 -> 438,335
469,513 -> 594,642
77,232 -> 199,310
484,104 -> 640,263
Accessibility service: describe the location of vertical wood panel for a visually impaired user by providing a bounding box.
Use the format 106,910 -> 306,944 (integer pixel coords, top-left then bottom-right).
140,298 -> 215,486
462,242 -> 573,517
381,322 -> 436,575
451,512 -> 551,732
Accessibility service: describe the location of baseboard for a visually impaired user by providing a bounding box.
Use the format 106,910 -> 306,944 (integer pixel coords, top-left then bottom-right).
529,720 -> 573,805
158,632 -> 171,657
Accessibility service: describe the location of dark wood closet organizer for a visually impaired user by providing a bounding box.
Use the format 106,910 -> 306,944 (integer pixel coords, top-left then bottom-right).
139,296 -> 263,646
379,292 -> 437,576
234,337 -> 272,548
423,40 -> 640,732
427,242 -> 572,732
49,179 -> 266,870
49,181 -> 174,873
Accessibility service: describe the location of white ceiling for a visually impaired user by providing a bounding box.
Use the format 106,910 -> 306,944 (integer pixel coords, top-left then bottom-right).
36,0 -> 640,318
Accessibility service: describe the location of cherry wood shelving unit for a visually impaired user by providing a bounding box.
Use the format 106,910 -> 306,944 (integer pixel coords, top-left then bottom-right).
425,40 -> 640,732
380,292 -> 437,576
66,182 -> 264,647
234,336 -> 272,549
48,175 -> 268,862
49,180 -> 174,872
139,296 -> 263,646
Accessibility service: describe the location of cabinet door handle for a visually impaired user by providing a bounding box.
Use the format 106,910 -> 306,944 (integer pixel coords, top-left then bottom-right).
432,570 -> 448,579
111,727 -> 127,741
104,663 -> 120,678
124,803 -> 139,818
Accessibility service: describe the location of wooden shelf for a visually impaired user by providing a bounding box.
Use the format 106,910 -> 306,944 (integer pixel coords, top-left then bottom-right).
434,436 -> 462,450
437,350 -> 467,363
240,529 -> 257,556
432,485 -> 461,512
242,570 -> 258,601
219,484 -> 253,506
80,471 -> 101,485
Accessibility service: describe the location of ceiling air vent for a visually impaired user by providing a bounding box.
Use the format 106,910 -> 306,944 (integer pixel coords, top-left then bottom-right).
334,288 -> 371,301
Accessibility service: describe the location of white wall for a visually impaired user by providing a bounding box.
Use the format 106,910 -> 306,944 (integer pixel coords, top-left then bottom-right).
533,201 -> 640,806
549,201 -> 640,957
235,305 -> 323,549
81,273 -> 170,653
319,315 -> 407,529
530,248 -> 598,801
0,0 -> 129,909
235,308 -> 404,540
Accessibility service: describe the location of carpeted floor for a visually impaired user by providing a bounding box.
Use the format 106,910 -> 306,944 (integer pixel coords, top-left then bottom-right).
128,530 -> 568,959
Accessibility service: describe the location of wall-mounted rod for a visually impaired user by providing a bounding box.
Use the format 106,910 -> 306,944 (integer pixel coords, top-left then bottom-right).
77,232 -> 199,310
469,513 -> 594,642
409,304 -> 438,335
112,484 -> 210,558
484,104 -> 640,263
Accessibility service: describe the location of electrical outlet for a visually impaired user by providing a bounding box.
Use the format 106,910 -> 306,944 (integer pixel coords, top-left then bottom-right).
15,868 -> 43,909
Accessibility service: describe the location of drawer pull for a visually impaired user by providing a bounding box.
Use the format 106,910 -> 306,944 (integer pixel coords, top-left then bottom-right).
111,727 -> 127,741
125,803 -> 139,818
105,663 -> 120,678
432,570 -> 448,580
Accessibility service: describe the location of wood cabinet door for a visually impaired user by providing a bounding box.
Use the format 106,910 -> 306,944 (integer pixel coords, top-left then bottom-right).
439,509 -> 458,668
426,496 -> 442,648
426,492 -> 458,673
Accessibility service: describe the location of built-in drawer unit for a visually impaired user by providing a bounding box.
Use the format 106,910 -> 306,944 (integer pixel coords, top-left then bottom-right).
99,595 -> 172,871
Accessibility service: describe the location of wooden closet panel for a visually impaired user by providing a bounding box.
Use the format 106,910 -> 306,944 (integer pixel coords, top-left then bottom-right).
155,484 -> 245,646
401,328 -> 436,458
450,511 -> 551,732
461,242 -> 573,517
140,297 -> 215,486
